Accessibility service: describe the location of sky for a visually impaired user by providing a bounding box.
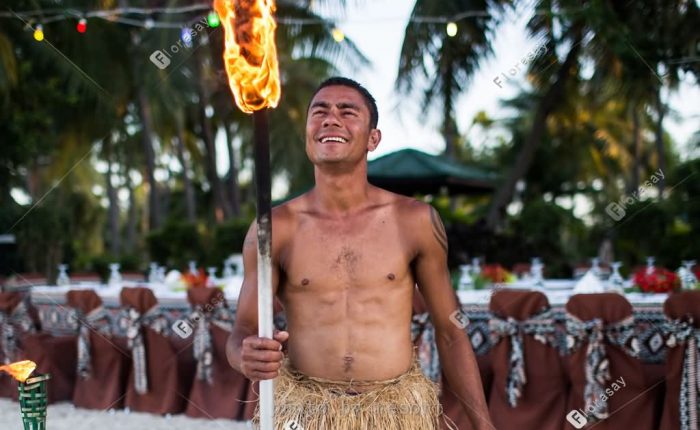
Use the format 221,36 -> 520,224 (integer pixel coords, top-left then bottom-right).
330,0 -> 700,160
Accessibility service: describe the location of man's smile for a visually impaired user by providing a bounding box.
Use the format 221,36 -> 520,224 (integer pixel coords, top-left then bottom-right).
319,135 -> 349,144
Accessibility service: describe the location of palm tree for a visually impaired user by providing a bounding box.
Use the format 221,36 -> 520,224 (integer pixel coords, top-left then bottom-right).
397,0 -> 698,229
397,0 -> 512,159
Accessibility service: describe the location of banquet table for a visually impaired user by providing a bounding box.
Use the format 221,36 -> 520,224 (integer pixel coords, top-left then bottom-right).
29,278 -> 671,364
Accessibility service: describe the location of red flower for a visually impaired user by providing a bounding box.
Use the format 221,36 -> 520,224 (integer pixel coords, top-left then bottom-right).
481,264 -> 509,283
182,268 -> 209,289
633,267 -> 680,293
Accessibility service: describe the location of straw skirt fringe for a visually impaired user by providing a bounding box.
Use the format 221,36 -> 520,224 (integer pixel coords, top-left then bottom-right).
253,357 -> 457,430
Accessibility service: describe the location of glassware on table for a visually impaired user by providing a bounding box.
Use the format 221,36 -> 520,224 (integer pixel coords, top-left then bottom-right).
188,261 -> 198,276
530,257 -> 544,289
156,266 -> 166,283
57,264 -> 70,286
607,261 -> 625,293
646,256 -> 656,275
471,258 -> 481,277
148,262 -> 159,283
206,267 -> 217,288
108,263 -> 122,287
458,264 -> 473,290
680,260 -> 698,290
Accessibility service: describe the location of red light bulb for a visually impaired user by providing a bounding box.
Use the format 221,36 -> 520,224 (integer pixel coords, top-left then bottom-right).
77,18 -> 87,34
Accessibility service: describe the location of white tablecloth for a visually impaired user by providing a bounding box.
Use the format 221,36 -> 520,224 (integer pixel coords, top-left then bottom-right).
30,276 -> 244,307
31,277 -> 668,308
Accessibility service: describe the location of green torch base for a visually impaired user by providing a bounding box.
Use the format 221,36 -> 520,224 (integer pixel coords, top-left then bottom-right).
18,373 -> 50,430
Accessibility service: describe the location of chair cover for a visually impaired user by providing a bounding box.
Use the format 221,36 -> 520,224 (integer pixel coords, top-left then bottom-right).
0,291 -> 35,399
564,293 -> 655,430
67,289 -> 129,410
184,287 -> 248,419
119,287 -> 186,414
412,289 -> 492,430
660,291 -> 700,430
488,289 -> 566,430
0,290 -> 76,403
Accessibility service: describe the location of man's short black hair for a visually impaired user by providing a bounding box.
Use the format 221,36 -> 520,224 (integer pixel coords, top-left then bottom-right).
309,77 -> 379,129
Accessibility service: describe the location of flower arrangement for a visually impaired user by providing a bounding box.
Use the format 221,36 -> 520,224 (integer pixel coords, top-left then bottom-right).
632,267 -> 680,293
471,264 -> 517,289
480,264 -> 515,284
182,268 -> 208,289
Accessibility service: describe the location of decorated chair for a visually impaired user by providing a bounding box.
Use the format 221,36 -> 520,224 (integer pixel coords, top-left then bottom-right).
184,287 -> 248,419
118,287 -> 187,414
67,289 -> 129,410
487,289 -> 566,430
0,290 -> 77,403
660,291 -> 700,430
564,293 -> 656,430
0,291 -> 36,399
411,289 -> 493,430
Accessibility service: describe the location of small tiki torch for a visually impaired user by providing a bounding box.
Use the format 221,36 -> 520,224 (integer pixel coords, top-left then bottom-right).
213,1 -> 281,429
0,360 -> 50,430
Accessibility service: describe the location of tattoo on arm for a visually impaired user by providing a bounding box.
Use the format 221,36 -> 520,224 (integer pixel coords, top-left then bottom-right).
429,207 -> 448,253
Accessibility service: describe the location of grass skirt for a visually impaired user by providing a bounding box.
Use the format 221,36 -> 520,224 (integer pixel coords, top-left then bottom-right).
253,355 -> 456,430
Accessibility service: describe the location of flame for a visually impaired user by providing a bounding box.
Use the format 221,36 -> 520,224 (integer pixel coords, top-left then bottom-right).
214,0 -> 281,113
0,360 -> 37,382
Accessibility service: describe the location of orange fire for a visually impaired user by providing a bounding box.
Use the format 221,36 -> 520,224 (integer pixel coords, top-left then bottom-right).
0,360 -> 37,383
214,0 -> 281,113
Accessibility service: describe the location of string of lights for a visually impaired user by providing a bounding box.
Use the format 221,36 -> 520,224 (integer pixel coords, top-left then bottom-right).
3,3 -> 698,69
1,4 -> 521,41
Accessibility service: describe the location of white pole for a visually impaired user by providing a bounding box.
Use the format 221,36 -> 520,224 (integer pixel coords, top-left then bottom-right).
253,111 -> 274,430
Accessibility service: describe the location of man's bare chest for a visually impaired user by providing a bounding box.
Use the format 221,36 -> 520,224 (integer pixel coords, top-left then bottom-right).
279,217 -> 415,291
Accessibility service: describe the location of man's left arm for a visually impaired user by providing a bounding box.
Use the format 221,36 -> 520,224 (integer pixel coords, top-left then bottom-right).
413,205 -> 493,430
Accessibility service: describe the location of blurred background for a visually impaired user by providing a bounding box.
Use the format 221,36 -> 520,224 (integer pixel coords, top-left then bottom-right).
1,0 -> 698,282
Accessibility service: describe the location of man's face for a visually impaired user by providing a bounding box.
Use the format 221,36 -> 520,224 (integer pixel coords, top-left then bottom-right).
305,85 -> 381,166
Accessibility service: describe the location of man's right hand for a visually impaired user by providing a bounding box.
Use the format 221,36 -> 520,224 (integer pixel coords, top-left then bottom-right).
240,330 -> 289,381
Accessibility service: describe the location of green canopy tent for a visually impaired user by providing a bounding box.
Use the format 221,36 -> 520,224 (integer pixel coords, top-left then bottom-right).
367,148 -> 497,196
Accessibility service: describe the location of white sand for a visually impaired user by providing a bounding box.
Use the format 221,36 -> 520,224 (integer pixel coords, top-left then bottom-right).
0,399 -> 253,430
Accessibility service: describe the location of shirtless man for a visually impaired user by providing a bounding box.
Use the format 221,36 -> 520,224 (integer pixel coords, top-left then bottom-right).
227,77 -> 492,429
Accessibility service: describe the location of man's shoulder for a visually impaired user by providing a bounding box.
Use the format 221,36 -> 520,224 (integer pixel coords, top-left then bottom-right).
373,188 -> 433,224
271,192 -> 312,222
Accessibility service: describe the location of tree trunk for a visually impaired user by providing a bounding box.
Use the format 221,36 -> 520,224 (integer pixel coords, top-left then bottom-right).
485,27 -> 583,230
224,123 -> 242,217
654,87 -> 666,196
124,166 -> 138,254
630,103 -> 641,193
198,55 -> 232,222
175,112 -> 197,222
137,88 -> 161,230
105,138 -> 121,256
442,63 -> 457,159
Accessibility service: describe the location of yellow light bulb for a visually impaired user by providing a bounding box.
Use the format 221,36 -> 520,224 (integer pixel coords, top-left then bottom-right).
33,25 -> 44,41
331,27 -> 345,43
446,22 -> 458,37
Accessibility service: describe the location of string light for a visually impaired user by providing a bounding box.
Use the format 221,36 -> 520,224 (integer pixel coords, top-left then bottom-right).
33,24 -> 44,41
181,27 -> 193,48
331,27 -> 344,43
1,5 -> 509,29
446,22 -> 458,37
76,18 -> 87,33
207,11 -> 220,28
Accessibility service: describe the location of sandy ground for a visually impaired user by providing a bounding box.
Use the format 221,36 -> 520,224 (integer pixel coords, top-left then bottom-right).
0,399 -> 253,430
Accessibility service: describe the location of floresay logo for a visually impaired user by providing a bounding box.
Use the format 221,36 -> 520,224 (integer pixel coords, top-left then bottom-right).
172,319 -> 193,338
149,50 -> 171,70
449,309 -> 469,329
566,409 -> 588,428
283,420 -> 303,430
